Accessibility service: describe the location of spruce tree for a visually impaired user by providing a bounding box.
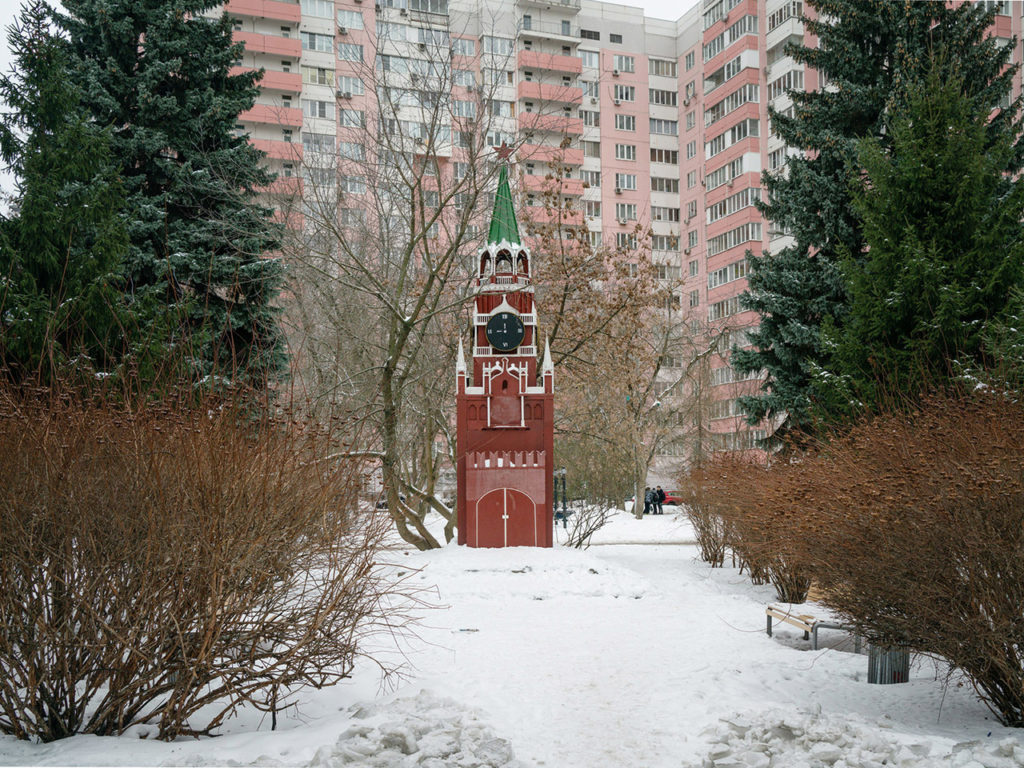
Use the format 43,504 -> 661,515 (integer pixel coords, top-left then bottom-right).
55,0 -> 286,385
733,0 -> 1018,431
0,1 -> 130,382
823,58 -> 1024,415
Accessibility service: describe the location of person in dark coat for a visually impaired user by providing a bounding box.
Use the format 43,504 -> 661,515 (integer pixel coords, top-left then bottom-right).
643,487 -> 654,515
655,486 -> 666,515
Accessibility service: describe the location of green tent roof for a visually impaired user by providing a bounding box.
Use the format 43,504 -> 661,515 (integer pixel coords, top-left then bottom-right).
486,164 -> 521,246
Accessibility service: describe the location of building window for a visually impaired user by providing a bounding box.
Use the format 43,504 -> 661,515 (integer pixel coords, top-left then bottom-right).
582,140 -> 601,158
614,114 -> 636,131
581,169 -> 601,186
580,50 -> 599,68
452,37 -> 475,56
339,108 -> 365,127
609,33 -> 623,44
580,29 -> 600,40
301,31 -> 334,52
651,177 -> 679,193
686,140 -> 697,159
337,43 -> 364,61
651,206 -> 679,222
689,259 -> 699,276
689,290 -> 700,308
687,171 -> 697,189
614,173 -> 637,191
685,51 -> 695,70
302,131 -> 335,154
688,230 -> 699,248
612,84 -> 635,102
650,118 -> 678,136
337,9 -> 365,29
686,111 -> 695,131
302,0 -> 335,16
650,88 -> 678,107
301,66 -> 334,86
615,203 -> 638,221
613,55 -> 635,73
337,76 -> 364,95
651,148 -> 679,164
586,200 -> 601,218
648,58 -> 677,77
302,99 -> 334,119
580,109 -> 600,127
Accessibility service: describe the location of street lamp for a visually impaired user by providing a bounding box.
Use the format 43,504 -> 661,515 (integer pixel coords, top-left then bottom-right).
554,467 -> 568,528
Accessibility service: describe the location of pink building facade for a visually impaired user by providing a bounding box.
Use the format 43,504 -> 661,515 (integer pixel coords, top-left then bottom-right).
222,0 -> 1024,481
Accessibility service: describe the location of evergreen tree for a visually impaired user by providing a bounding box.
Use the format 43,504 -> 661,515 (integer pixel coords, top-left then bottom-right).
733,0 -> 1018,431
55,0 -> 286,385
822,59 -> 1024,415
0,1 -> 130,382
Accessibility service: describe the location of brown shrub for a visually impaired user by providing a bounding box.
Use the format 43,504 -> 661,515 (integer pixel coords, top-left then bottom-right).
709,393 -> 1024,727
689,457 -> 810,601
0,388 -> 401,741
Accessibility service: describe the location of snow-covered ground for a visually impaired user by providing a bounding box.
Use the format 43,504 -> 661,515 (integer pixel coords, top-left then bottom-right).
2,509 -> 1022,767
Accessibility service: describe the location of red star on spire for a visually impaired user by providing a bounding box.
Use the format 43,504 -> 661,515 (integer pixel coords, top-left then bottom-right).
495,141 -> 514,161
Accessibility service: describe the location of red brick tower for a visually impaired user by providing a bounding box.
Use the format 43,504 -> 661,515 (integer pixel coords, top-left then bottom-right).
455,159 -> 554,548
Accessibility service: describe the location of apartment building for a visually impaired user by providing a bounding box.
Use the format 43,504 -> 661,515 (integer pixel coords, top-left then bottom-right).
222,0 -> 1024,483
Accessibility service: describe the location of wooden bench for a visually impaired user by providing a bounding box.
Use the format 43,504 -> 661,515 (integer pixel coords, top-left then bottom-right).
766,604 -> 861,652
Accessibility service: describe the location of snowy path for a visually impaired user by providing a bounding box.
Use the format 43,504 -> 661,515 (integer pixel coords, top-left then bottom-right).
2,512 -> 1021,767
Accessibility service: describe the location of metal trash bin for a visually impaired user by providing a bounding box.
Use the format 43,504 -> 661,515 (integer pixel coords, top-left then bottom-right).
867,644 -> 910,684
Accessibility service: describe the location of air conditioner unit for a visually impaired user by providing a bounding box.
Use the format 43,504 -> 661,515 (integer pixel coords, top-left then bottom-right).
337,90 -> 352,99
415,137 -> 425,145
374,3 -> 381,9
590,96 -> 597,104
764,65 -> 772,77
727,179 -> 734,187
684,247 -> 691,255
613,98 -> 621,106
410,73 -> 420,83
466,84 -> 475,92
614,186 -> 622,194
339,26 -> 348,34
400,8 -> 408,14
683,97 -> 690,106
419,42 -> 427,50
354,0 -> 362,4
684,216 -> 691,224
612,69 -> 620,76
617,218 -> 627,225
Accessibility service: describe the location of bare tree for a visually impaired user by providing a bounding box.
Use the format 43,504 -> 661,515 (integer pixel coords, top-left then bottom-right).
281,14 -> 574,549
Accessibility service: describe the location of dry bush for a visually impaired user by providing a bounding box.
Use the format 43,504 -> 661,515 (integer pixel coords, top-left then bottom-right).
0,387 -> 403,742
688,459 -> 810,600
679,476 -> 728,567
738,394 -> 1024,727
560,504 -> 612,549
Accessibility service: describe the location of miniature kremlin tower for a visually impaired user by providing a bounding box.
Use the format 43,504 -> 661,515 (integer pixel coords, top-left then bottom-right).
455,156 -> 554,548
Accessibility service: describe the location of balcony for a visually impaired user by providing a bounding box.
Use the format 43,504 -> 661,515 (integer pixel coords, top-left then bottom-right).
231,66 -> 302,93
251,138 -> 303,162
517,50 -> 582,75
517,81 -> 582,105
240,103 -> 303,128
517,0 -> 581,10
519,18 -> 580,40
522,175 -> 585,196
518,143 -> 583,165
519,113 -> 583,136
522,207 -> 585,227
224,0 -> 301,23
233,30 -> 301,58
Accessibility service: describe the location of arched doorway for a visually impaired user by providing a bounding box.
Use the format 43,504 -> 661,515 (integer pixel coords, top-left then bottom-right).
475,488 -> 537,547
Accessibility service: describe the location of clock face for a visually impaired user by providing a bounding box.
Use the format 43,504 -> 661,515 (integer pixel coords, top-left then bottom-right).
485,311 -> 526,352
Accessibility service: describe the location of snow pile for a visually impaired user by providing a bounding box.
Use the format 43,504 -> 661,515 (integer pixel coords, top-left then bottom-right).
307,690 -> 524,768
699,710 -> 1024,768
406,545 -> 650,600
